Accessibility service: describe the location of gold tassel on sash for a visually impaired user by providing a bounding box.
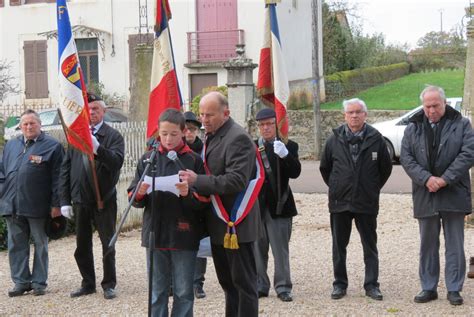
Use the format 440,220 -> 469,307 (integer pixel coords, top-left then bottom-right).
223,221 -> 239,249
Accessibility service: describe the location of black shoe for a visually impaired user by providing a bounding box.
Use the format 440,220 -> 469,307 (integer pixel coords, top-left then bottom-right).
33,288 -> 46,296
8,286 -> 32,297
258,291 -> 269,298
103,288 -> 116,300
414,290 -> 438,303
365,287 -> 383,300
70,287 -> 96,298
194,286 -> 206,299
277,292 -> 293,302
447,291 -> 463,306
331,287 -> 346,300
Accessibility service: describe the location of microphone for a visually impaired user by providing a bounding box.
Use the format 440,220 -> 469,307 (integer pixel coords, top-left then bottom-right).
167,150 -> 186,170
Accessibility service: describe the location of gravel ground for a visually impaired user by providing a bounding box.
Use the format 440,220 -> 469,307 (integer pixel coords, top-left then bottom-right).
1,193 -> 474,316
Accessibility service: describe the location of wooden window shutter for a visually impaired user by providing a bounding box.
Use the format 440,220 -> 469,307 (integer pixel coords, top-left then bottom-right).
10,0 -> 21,6
36,41 -> 48,98
24,41 -> 36,99
24,40 -> 48,99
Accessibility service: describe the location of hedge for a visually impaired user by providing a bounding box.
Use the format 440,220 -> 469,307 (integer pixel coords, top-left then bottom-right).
325,62 -> 410,101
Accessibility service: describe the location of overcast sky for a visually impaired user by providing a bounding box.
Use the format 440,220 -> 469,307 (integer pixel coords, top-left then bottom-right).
346,0 -> 471,49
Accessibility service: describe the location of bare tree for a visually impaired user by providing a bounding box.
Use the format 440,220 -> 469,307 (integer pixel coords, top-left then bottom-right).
0,59 -> 20,102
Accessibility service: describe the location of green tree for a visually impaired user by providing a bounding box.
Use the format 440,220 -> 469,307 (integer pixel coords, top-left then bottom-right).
416,30 -> 465,50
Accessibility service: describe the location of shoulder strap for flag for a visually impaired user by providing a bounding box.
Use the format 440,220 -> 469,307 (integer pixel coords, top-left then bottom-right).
258,137 -> 289,216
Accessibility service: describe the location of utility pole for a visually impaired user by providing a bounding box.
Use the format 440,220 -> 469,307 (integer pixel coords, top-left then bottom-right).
311,0 -> 322,159
439,8 -> 444,32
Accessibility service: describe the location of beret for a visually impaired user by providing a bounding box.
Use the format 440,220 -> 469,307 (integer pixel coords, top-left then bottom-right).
184,111 -> 202,128
256,108 -> 276,121
87,92 -> 103,103
45,216 -> 68,240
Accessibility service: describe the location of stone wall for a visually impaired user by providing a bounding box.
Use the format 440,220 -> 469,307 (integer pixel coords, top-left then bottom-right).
254,109 -> 407,159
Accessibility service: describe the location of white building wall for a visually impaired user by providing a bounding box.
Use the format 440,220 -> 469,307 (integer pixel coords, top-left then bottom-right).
0,0 -> 312,106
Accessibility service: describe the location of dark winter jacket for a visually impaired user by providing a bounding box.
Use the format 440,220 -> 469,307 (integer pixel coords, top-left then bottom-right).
59,123 -> 124,206
188,136 -> 203,154
320,124 -> 392,215
0,132 -> 64,218
400,106 -> 474,218
128,144 -> 208,250
255,138 -> 301,218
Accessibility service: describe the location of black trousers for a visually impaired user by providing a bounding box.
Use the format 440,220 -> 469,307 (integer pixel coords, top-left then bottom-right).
211,242 -> 258,317
74,201 -> 117,290
330,212 -> 379,290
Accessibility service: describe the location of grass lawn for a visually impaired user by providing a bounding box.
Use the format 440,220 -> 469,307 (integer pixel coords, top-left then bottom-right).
321,69 -> 465,110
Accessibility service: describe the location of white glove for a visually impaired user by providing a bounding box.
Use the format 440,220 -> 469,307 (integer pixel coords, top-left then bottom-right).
91,134 -> 100,154
273,140 -> 288,158
61,205 -> 74,219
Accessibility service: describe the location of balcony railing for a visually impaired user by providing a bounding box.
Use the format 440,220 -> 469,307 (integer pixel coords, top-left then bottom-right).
187,29 -> 245,64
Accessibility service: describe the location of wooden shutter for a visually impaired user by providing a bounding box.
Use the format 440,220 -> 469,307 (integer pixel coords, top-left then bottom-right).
36,41 -> 48,98
10,0 -> 21,6
24,40 -> 48,99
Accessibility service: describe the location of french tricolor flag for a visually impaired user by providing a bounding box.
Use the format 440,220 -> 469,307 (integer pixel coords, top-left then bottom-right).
257,2 -> 290,141
57,0 -> 93,158
147,0 -> 183,138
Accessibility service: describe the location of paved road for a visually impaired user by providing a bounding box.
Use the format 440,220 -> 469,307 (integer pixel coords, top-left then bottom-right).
290,160 -> 412,194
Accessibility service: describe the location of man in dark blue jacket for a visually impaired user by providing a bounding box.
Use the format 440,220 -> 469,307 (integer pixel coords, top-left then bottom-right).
401,86 -> 474,306
254,108 -> 301,302
320,98 -> 392,301
0,109 -> 64,297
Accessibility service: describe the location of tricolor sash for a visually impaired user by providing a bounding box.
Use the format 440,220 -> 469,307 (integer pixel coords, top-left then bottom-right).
202,143 -> 265,249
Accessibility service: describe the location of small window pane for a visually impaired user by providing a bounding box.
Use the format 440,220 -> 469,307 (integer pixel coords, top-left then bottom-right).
76,38 -> 98,52
90,55 -> 99,83
39,110 -> 58,126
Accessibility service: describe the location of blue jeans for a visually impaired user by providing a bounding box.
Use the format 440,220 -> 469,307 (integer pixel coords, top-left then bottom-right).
6,216 -> 48,290
146,249 -> 197,317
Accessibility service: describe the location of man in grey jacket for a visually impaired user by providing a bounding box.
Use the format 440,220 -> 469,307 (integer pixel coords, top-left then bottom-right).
401,85 -> 474,306
180,92 -> 261,317
0,109 -> 64,297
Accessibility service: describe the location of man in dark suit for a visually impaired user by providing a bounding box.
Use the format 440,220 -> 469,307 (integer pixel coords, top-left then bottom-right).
59,93 -> 125,300
254,108 -> 301,302
180,91 -> 261,317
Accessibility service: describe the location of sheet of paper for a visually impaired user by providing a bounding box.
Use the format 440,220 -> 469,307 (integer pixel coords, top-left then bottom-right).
143,174 -> 180,197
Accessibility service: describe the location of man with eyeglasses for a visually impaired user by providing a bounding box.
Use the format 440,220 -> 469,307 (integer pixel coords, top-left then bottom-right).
320,98 -> 392,301
183,111 -> 210,300
401,86 -> 474,306
254,108 -> 301,302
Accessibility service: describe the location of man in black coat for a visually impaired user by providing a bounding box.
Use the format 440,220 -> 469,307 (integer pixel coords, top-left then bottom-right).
183,110 -> 209,299
320,98 -> 392,301
254,108 -> 301,302
401,86 -> 474,306
59,93 -> 124,300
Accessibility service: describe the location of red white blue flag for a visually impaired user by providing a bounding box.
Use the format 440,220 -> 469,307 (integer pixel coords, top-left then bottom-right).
257,2 -> 290,141
147,0 -> 183,138
57,0 -> 93,158
202,144 -> 265,249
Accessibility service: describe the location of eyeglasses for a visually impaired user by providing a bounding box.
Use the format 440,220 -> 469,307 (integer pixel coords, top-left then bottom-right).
257,122 -> 275,128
